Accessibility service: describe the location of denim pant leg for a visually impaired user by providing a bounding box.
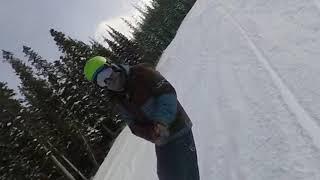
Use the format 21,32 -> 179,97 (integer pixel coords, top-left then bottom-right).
155,130 -> 200,180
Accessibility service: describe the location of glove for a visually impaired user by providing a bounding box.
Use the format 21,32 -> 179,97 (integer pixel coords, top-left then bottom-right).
153,123 -> 170,145
129,122 -> 170,144
129,122 -> 158,142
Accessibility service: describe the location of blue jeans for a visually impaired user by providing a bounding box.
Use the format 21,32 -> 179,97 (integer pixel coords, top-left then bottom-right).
155,130 -> 200,180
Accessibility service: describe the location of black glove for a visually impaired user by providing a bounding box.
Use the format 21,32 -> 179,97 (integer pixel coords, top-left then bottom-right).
129,122 -> 159,142
129,122 -> 169,144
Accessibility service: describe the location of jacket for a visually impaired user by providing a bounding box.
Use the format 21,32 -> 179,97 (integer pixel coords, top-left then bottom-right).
114,63 -> 193,145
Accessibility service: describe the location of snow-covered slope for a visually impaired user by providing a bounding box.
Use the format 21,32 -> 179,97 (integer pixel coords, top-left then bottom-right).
94,0 -> 320,179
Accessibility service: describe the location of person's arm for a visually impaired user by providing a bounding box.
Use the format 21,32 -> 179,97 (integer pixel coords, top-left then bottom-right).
149,69 -> 178,127
117,65 -> 178,143
136,68 -> 179,144
152,94 -> 177,126
117,103 -> 160,142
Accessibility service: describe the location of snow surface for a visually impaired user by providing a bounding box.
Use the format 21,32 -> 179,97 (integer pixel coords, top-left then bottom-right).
94,0 -> 320,179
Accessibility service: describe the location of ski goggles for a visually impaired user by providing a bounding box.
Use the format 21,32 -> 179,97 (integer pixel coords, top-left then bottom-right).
94,67 -> 113,87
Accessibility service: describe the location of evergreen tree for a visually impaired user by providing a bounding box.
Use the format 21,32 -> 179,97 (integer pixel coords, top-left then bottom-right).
2,50 -> 94,179
105,26 -> 145,65
0,82 -> 61,179
128,0 -> 196,65
49,29 -> 125,175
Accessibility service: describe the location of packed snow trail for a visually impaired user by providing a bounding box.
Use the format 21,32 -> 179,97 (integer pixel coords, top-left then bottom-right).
94,0 -> 320,179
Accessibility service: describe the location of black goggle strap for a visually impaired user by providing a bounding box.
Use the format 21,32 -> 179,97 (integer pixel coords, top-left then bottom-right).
110,64 -> 122,72
114,64 -> 129,91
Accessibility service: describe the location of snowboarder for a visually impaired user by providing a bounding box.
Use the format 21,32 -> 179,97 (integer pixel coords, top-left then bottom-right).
84,56 -> 200,180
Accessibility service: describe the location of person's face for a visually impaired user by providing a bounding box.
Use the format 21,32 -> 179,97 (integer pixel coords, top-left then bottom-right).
96,67 -> 125,92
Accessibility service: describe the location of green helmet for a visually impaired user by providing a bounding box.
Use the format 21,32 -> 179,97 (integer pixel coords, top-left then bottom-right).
84,56 -> 111,81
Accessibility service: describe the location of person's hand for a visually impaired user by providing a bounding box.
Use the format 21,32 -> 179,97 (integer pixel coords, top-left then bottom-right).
153,123 -> 170,145
152,124 -> 161,140
129,122 -> 158,142
129,122 -> 169,144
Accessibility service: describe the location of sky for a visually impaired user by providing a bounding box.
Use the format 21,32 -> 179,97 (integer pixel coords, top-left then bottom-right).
0,0 -> 150,91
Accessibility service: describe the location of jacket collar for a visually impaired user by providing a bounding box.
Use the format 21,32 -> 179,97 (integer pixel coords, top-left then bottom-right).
107,64 -> 131,99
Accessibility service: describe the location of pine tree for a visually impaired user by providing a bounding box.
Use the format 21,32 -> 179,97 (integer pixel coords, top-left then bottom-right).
127,0 -> 196,65
2,50 -> 90,179
49,29 -> 125,174
0,82 -> 62,179
0,81 -> 27,179
106,26 -> 145,65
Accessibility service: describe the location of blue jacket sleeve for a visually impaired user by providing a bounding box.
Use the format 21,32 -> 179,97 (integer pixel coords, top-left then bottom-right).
151,93 -> 177,126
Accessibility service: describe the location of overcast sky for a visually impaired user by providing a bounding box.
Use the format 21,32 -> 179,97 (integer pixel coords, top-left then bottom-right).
0,0 -> 149,91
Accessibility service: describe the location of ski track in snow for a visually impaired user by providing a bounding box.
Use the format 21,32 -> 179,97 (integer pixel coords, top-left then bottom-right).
217,2 -> 320,152
94,0 -> 320,179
